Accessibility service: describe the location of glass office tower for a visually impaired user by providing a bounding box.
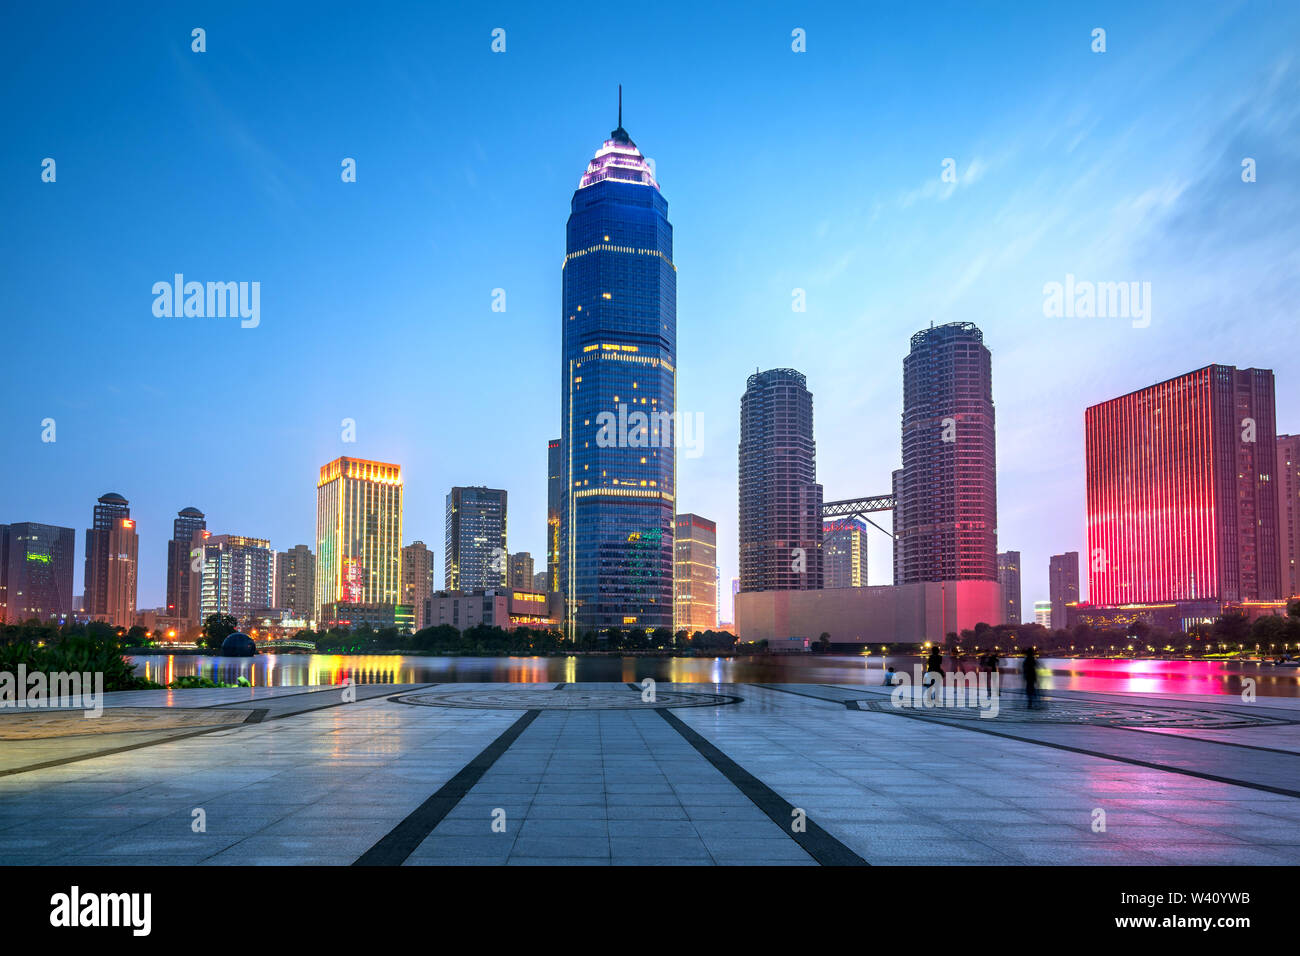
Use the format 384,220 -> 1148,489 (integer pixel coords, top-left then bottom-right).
560,102 -> 676,637
445,486 -> 508,590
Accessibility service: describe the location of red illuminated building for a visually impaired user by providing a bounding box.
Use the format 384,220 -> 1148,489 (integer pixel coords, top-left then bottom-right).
1085,365 -> 1279,607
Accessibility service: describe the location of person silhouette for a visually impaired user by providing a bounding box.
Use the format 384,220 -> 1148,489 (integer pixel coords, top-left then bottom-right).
985,649 -> 1001,696
1022,647 -> 1040,709
925,646 -> 944,703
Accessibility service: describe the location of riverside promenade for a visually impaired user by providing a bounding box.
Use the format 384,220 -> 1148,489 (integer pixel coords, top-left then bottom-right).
2,680 -> 1299,865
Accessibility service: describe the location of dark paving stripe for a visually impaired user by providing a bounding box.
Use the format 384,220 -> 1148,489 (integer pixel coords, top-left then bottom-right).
1105,723 -> 1300,756
752,683 -> 864,707
553,683 -> 567,690
352,709 -> 542,866
646,690 -> 867,866
201,685 -> 364,709
216,683 -> 435,720
0,686 -> 432,778
870,706 -> 1300,800
1030,684 -> 1300,713
0,709 -> 265,778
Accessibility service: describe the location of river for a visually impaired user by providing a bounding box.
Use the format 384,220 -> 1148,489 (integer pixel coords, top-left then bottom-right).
127,654 -> 1300,698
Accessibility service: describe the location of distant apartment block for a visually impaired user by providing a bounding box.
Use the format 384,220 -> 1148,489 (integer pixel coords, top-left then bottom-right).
675,513 -> 718,631
1033,600 -> 1052,628
1278,435 -> 1300,598
198,535 -> 274,626
83,492 -> 138,628
275,544 -> 316,623
997,551 -> 1022,625
165,507 -> 206,626
402,541 -> 434,630
508,551 -> 535,591
1049,551 -> 1080,630
547,438 -> 561,593
739,369 -> 823,592
824,517 -> 868,589
893,323 -> 998,585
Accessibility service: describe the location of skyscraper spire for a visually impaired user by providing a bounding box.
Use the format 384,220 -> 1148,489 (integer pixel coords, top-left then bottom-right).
611,84 -> 631,144
580,87 -> 657,189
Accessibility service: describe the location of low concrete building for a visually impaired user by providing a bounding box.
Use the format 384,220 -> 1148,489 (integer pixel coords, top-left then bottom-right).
319,602 -> 415,633
424,589 -> 560,632
735,580 -> 1002,647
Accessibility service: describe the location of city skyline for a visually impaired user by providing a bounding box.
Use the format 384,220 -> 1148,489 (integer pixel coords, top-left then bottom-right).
4,4 -> 1299,622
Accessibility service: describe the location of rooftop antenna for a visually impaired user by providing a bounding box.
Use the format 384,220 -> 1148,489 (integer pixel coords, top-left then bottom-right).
612,84 -> 631,144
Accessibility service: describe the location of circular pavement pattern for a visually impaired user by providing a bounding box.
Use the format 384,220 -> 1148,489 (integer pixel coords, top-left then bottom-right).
859,697 -> 1294,728
396,688 -> 742,711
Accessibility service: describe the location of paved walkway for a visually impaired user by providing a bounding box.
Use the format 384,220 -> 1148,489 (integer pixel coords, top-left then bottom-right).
2,680 -> 1298,865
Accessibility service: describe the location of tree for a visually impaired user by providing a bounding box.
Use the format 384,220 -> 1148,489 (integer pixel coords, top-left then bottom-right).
1250,614 -> 1287,649
1212,611 -> 1250,648
201,614 -> 238,650
412,624 -> 460,653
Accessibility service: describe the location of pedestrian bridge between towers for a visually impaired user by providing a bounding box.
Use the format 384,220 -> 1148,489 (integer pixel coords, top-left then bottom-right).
821,495 -> 895,538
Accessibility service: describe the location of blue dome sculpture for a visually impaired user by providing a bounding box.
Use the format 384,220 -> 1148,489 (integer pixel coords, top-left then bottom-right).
221,632 -> 257,657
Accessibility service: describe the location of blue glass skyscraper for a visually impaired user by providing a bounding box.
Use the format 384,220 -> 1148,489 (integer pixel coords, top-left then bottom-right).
560,97 -> 676,637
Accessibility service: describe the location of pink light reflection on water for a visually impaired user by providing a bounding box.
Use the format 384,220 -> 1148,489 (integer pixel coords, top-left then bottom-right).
1035,657 -> 1282,697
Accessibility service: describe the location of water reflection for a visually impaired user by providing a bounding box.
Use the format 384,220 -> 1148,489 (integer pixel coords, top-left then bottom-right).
128,654 -> 1300,698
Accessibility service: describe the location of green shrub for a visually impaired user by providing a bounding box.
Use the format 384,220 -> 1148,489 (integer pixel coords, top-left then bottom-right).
0,624 -> 157,692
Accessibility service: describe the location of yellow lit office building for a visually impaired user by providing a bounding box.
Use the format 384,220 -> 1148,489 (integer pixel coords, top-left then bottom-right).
674,513 -> 717,632
316,457 -> 404,622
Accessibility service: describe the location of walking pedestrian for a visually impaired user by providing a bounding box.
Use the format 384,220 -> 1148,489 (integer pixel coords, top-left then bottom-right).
1022,646 -> 1040,709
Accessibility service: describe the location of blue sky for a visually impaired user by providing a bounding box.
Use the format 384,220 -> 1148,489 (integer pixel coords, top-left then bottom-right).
2,1 -> 1298,619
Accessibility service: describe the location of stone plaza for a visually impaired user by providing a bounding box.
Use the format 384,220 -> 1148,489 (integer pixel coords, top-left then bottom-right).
2,680 -> 1299,865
